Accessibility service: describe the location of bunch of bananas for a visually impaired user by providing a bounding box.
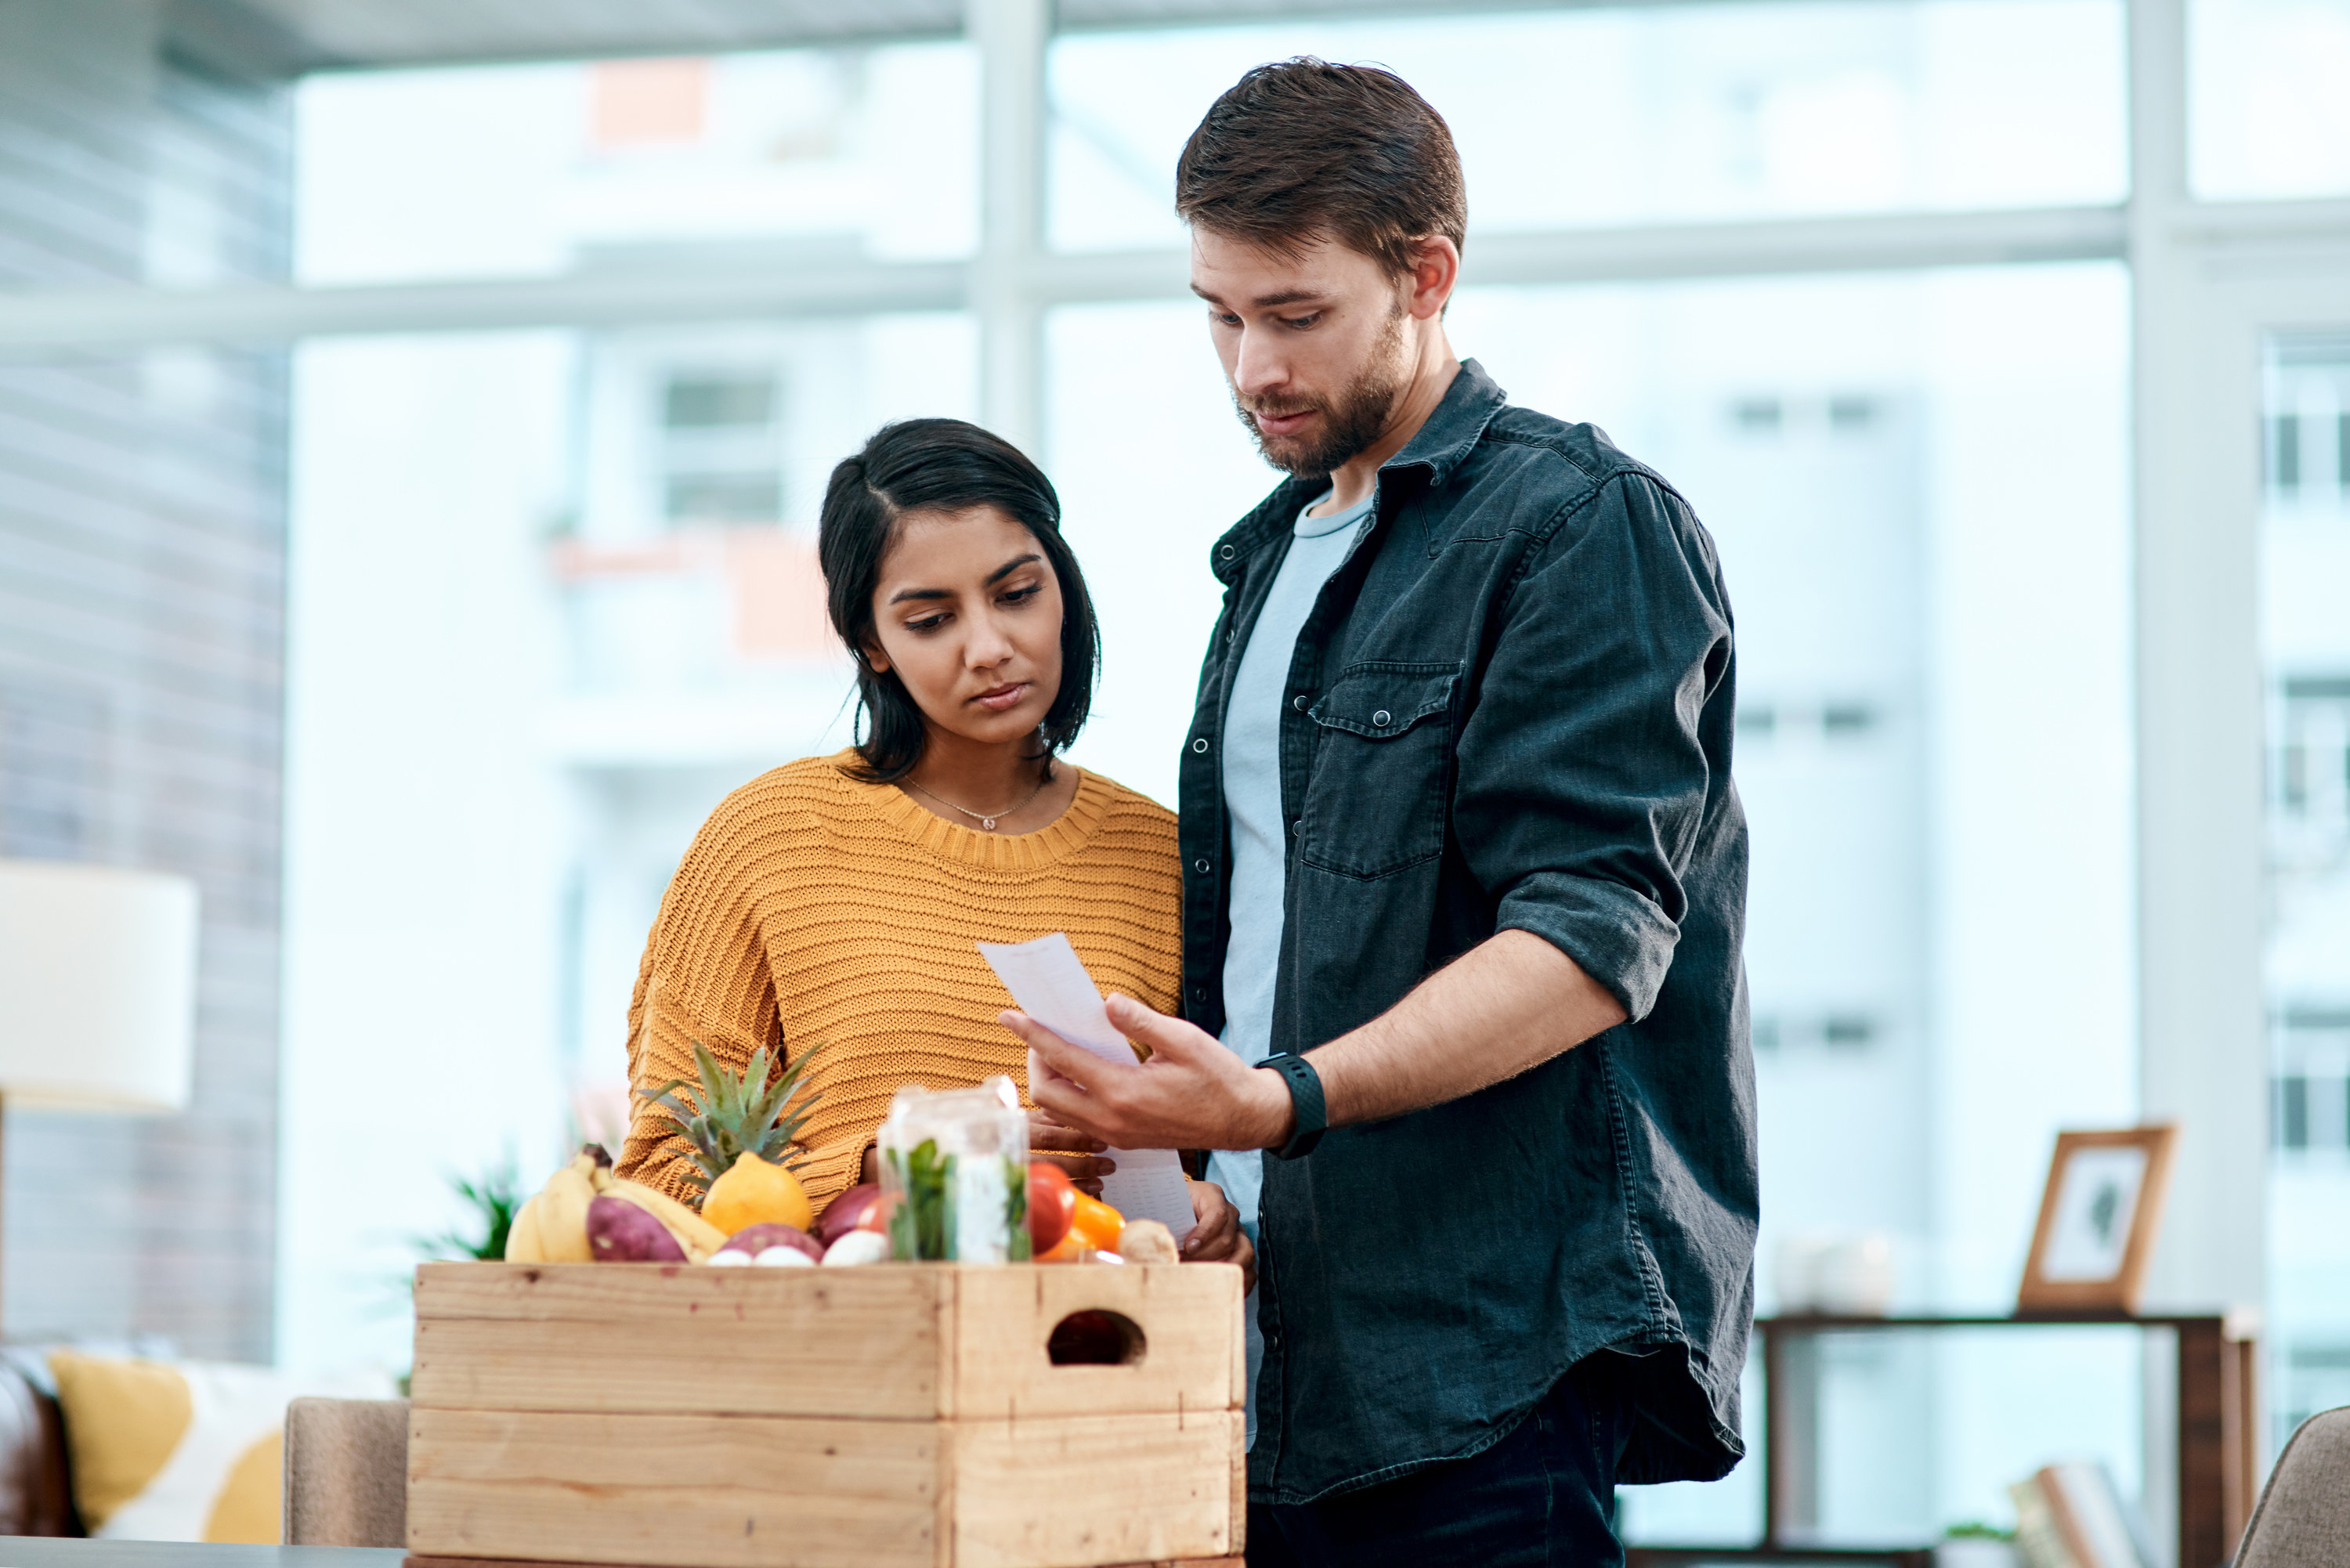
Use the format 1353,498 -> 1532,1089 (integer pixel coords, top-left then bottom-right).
506,1145 -> 728,1264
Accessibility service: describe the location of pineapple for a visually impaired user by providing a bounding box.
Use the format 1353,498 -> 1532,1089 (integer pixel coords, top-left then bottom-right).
646,1041 -> 823,1197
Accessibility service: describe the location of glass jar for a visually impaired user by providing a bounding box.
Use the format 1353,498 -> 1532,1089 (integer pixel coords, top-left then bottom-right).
876,1075 -> 1029,1263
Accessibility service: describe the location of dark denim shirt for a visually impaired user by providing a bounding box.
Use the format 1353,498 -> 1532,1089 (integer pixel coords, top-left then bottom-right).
1177,360 -> 1756,1504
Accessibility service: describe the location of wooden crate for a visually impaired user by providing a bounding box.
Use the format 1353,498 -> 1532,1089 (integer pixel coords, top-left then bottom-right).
407,1261 -> 1246,1568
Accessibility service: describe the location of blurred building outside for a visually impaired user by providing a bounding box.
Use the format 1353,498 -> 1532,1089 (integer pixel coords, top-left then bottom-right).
0,0 -> 289,1364
2261,331 -> 2350,1446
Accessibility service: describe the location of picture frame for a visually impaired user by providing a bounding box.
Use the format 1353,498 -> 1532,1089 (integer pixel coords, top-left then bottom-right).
2017,1124 -> 2179,1314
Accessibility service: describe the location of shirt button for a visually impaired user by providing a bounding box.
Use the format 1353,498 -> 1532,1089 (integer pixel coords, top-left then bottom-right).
1292,694 -> 1308,711
1191,737 -> 1209,753
1194,858 -> 1210,873
1191,985 -> 1207,1003
1372,709 -> 1391,726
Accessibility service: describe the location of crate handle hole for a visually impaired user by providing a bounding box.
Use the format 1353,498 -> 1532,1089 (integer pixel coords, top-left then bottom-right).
1047,1309 -> 1146,1366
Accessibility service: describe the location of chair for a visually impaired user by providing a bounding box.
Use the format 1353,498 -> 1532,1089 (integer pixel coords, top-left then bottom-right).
2233,1405 -> 2350,1568
283,1396 -> 410,1548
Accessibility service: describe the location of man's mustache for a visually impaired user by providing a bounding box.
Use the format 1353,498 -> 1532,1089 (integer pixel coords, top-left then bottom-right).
1235,395 -> 1325,422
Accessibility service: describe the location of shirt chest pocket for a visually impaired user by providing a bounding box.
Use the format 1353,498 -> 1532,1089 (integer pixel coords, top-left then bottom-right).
1299,662 -> 1459,880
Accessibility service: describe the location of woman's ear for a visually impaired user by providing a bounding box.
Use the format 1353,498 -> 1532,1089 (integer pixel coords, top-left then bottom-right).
860,639 -> 891,676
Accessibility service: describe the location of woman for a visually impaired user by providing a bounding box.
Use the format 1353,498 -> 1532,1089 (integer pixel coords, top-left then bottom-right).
616,417 -> 1248,1275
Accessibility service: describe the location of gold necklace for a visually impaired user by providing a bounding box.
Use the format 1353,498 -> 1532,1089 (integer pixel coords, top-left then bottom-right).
906,771 -> 1048,833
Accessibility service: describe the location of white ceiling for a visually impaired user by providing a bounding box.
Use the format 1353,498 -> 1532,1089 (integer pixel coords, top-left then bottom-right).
202,0 -> 1583,70
225,0 -> 963,67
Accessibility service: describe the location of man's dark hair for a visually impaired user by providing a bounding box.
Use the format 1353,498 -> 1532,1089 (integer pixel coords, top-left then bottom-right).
817,418 -> 1098,784
1175,57 -> 1466,278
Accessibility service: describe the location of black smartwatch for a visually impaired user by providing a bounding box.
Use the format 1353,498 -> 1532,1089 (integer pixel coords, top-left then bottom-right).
1258,1051 -> 1328,1160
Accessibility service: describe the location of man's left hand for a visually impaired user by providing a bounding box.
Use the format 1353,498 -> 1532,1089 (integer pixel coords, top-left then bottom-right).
1003,994 -> 1293,1153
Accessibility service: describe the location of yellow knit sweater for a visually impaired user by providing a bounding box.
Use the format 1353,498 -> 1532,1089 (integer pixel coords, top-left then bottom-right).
616,750 -> 1183,1213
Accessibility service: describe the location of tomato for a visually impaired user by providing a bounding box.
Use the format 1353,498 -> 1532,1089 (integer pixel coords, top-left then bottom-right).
854,1190 -> 896,1235
1068,1192 -> 1126,1253
1028,1163 -> 1078,1253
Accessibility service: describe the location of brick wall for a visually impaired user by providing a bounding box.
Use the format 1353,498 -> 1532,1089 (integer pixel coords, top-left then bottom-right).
0,0 -> 291,1360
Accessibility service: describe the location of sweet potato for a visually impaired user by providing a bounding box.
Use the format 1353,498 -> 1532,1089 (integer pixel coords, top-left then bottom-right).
586,1194 -> 686,1263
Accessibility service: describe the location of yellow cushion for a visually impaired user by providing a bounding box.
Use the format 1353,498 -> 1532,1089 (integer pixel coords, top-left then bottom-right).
204,1430 -> 285,1544
47,1353 -> 193,1530
47,1351 -> 392,1543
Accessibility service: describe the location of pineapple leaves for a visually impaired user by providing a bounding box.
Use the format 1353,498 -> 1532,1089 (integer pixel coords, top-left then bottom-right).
646,1039 -> 826,1192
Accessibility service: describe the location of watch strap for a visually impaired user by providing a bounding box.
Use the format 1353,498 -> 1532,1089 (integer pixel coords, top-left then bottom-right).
1258,1051 -> 1327,1160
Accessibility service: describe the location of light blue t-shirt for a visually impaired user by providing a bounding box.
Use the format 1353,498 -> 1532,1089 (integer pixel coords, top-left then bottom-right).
1209,486 -> 1373,1227
1210,486 -> 1372,1447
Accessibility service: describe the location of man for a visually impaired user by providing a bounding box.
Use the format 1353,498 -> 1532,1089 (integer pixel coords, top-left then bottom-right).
1005,59 -> 1754,1566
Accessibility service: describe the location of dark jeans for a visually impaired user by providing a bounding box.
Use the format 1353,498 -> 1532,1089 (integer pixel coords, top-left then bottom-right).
1246,1357 -> 1632,1568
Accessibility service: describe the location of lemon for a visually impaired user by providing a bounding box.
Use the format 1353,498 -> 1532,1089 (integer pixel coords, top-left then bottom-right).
703,1151 -> 813,1235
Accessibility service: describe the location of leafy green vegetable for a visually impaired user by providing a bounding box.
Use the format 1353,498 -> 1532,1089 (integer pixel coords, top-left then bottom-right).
884,1143 -> 1032,1261
888,1138 -> 951,1260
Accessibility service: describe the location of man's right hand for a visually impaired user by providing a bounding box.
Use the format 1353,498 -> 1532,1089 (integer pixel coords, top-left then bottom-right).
1009,994 -> 1296,1154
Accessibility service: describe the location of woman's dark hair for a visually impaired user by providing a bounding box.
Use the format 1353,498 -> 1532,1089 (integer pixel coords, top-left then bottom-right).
818,418 -> 1098,784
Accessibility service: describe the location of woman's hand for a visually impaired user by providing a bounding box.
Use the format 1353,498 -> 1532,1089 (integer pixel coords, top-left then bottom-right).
1029,1108 -> 1115,1197
1181,1179 -> 1255,1293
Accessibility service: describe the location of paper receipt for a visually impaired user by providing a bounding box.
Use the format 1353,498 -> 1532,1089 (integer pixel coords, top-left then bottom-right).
978,932 -> 1198,1241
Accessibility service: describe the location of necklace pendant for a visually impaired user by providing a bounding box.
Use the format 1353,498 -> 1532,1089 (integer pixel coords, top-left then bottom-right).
981,816 -> 997,831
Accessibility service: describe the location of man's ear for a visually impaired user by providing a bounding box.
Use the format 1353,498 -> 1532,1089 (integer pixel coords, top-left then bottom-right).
1406,234 -> 1460,322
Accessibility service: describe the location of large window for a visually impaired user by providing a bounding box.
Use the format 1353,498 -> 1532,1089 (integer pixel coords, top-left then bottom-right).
280,9 -> 2146,1526
294,49 -> 979,286
278,48 -> 980,1372
1050,0 -> 2127,251
2191,0 -> 2350,200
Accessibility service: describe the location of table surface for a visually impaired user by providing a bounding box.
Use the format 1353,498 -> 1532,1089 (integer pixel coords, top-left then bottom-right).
0,1544 -> 405,1568
0,1550 -> 1244,1568
1756,1310 -> 2239,1329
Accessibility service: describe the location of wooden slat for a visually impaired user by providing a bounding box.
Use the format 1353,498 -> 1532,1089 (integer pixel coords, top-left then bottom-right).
406,1555 -> 1248,1568
411,1264 -> 949,1420
413,1263 -> 1245,1423
947,1265 -> 1245,1422
414,1259 -> 953,1324
407,1408 -> 942,1568
948,1411 -> 1242,1568
410,1317 -> 944,1422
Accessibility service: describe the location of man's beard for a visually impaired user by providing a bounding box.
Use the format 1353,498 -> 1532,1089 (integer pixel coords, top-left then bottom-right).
1231,308 -> 1409,479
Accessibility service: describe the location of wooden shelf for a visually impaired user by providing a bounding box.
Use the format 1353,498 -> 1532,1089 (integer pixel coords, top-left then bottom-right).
1633,1313 -> 2258,1568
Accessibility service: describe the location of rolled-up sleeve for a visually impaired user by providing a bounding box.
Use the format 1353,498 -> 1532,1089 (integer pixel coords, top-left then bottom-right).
1452,471 -> 1733,1022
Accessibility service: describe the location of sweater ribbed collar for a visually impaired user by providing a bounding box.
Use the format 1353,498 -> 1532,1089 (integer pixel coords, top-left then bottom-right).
837,750 -> 1112,871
